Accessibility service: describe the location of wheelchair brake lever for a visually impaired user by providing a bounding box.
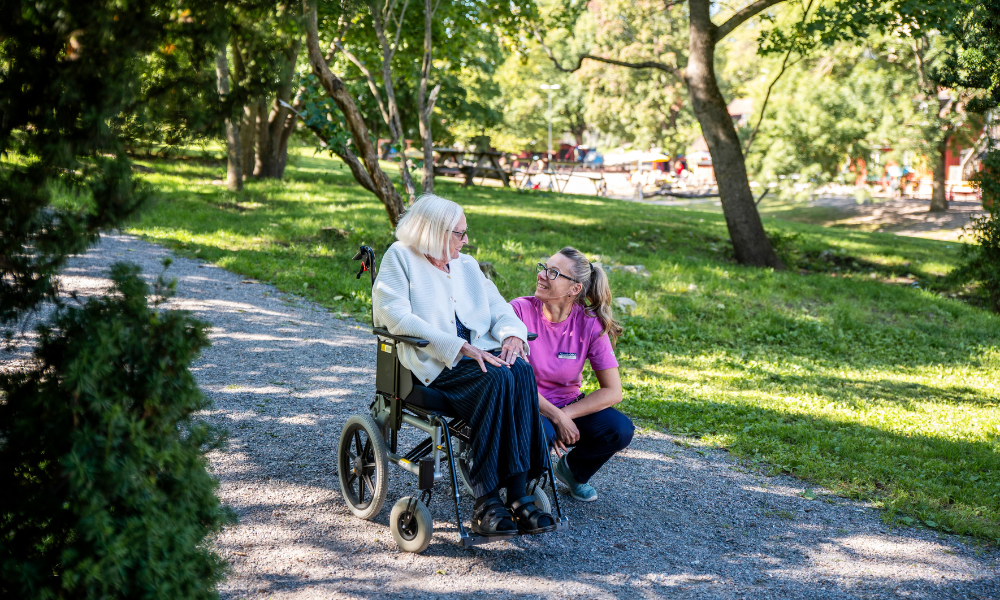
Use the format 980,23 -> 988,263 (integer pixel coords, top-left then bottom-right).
355,259 -> 369,279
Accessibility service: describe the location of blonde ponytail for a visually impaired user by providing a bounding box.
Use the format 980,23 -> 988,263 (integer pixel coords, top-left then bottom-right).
558,247 -> 622,344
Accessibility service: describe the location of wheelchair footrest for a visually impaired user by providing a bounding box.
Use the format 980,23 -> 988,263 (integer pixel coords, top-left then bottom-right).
458,517 -> 569,547
460,532 -> 516,547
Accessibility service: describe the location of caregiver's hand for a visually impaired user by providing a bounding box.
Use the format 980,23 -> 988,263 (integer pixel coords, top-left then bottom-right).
552,410 -> 580,456
498,336 -> 527,366
460,342 -> 505,373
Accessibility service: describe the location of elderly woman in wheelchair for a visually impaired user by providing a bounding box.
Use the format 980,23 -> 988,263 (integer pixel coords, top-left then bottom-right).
338,194 -> 565,552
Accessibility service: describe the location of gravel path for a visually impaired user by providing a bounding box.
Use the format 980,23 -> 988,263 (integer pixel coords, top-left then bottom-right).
10,233 -> 998,600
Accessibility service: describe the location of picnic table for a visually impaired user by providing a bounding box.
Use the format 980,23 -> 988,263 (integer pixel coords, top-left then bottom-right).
431,147 -> 511,187
513,160 -> 607,195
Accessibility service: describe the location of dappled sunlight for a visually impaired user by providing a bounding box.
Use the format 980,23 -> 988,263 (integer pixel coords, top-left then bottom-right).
462,204 -> 603,227
777,535 -> 981,583
209,384 -> 288,395
122,147 -> 1000,550
277,415 -> 319,426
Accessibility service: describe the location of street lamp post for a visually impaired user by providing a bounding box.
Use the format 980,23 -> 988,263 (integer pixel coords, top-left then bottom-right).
540,84 -> 560,165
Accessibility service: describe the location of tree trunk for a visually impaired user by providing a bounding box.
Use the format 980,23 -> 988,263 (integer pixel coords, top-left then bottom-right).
371,7 -> 417,202
303,0 -> 406,226
685,0 -> 783,269
215,47 -> 243,192
930,133 -> 950,212
417,0 -> 438,194
240,103 -> 258,179
912,38 -> 951,213
334,147 -> 379,195
255,39 -> 303,180
231,42 -> 257,180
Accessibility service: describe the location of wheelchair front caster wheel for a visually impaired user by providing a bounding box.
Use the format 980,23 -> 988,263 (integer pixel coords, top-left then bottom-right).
389,497 -> 433,553
527,485 -> 552,515
337,414 -> 388,520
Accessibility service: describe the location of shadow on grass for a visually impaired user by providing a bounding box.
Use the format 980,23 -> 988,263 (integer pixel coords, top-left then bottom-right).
623,388 -> 999,538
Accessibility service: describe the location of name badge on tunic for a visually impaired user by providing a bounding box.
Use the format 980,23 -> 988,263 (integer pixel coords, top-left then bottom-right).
557,352 -> 577,359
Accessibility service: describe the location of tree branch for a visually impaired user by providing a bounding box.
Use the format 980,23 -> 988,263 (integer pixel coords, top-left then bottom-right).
532,26 -> 680,78
716,0 -> 790,40
425,83 -> 440,119
302,0 -> 405,225
335,41 -> 391,127
745,47 -> 800,154
324,17 -> 353,63
744,0 -> 813,154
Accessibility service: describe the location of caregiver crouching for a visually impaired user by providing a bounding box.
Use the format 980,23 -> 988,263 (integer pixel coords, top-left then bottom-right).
511,247 -> 635,502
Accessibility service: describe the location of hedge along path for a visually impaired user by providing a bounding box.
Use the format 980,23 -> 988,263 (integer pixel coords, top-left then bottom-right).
38,233 -> 999,599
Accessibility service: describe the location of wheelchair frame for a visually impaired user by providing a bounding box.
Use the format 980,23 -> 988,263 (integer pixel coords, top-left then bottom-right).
337,245 -> 568,552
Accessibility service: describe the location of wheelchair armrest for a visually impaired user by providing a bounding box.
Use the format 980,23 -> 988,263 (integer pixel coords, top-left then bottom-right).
372,326 -> 430,348
527,332 -> 538,341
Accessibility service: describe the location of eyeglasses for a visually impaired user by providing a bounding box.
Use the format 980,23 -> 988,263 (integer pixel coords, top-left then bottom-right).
537,263 -> 580,283
452,229 -> 469,240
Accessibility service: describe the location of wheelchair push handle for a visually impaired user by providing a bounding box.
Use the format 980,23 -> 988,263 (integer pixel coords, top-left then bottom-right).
352,245 -> 377,288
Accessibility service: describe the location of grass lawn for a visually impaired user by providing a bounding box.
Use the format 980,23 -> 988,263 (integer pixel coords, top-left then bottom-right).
127,149 -> 1000,543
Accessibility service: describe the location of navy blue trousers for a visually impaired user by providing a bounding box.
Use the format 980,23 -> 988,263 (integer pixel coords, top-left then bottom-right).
541,406 -> 635,483
429,357 -> 548,498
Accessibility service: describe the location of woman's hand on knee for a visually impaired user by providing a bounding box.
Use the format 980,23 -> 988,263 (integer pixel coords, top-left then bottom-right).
460,342 -> 505,373
498,336 -> 527,366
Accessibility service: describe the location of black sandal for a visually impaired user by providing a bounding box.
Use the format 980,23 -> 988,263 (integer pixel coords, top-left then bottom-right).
471,497 -> 517,536
506,495 -> 558,534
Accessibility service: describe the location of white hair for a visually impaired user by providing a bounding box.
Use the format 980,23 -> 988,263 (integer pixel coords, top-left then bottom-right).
395,193 -> 463,261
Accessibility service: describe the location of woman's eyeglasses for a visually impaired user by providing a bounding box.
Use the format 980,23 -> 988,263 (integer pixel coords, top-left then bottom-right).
452,229 -> 469,240
537,263 -> 580,283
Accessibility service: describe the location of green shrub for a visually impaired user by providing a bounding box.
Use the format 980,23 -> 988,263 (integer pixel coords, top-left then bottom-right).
0,262 -> 232,600
960,150 -> 1000,311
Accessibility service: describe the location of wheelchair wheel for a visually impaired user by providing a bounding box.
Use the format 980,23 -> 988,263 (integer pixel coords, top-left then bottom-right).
498,485 -> 552,515
455,438 -> 476,497
337,414 -> 388,520
389,496 -> 433,553
526,485 -> 552,515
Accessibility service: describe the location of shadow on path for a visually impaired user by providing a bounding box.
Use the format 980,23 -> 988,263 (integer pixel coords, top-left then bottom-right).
44,233 -> 999,600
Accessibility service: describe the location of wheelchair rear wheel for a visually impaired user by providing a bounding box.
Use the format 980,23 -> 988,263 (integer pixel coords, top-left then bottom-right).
455,439 -> 476,498
389,497 -> 433,553
337,414 -> 388,520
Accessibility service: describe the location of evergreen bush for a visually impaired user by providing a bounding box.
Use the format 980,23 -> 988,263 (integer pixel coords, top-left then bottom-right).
960,151 -> 1000,312
0,263 -> 232,599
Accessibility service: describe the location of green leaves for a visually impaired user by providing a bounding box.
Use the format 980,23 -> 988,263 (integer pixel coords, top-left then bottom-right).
298,73 -> 357,156
956,151 -> 1000,312
0,262 -> 230,599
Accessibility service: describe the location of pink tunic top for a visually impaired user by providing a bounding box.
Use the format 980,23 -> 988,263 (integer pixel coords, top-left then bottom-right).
510,296 -> 619,408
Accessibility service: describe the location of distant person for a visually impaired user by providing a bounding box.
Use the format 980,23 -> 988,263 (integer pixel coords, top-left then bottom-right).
675,156 -> 687,176
511,247 -> 634,502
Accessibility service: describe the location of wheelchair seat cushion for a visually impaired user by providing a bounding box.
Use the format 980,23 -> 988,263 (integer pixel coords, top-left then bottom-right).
403,376 -> 454,414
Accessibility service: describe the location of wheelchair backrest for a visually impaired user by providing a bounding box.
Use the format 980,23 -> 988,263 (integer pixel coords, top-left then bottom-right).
354,245 -> 415,401
376,337 -> 414,400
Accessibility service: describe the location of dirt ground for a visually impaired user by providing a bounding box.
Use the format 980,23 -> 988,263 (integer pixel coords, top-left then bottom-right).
801,196 -> 986,241
618,193 -> 987,242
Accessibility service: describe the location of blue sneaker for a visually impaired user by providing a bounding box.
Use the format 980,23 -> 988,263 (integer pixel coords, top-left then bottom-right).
554,455 -> 597,502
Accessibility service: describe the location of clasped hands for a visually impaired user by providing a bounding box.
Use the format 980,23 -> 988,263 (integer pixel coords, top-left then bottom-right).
459,336 -> 526,373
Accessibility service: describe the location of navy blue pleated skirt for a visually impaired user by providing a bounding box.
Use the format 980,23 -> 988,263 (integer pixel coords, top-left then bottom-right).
428,356 -> 549,497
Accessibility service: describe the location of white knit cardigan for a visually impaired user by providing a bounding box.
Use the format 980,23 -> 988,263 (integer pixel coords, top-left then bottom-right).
372,241 -> 528,385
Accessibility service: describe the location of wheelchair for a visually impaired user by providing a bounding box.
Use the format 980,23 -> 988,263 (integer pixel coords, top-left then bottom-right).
336,245 -> 569,553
